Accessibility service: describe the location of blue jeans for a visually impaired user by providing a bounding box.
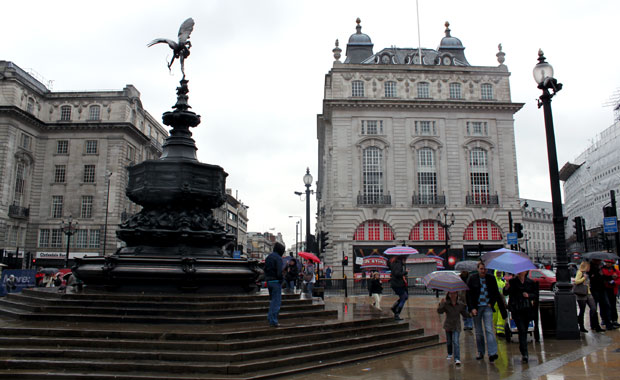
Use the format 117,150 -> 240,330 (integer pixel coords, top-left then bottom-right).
446,330 -> 461,360
463,306 -> 473,329
473,305 -> 497,356
267,281 -> 282,326
393,286 -> 409,309
305,282 -> 314,295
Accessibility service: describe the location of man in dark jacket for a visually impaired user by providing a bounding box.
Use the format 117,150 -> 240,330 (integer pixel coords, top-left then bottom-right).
265,242 -> 285,327
466,261 -> 507,362
589,259 -> 615,330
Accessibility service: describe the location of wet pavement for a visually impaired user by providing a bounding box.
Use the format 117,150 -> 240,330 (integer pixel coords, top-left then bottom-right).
293,294 -> 620,380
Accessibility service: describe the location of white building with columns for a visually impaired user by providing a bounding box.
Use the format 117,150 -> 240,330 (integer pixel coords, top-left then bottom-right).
316,20 -> 524,277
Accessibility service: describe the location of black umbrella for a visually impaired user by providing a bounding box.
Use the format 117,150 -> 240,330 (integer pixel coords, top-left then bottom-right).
40,268 -> 59,274
454,260 -> 479,272
581,251 -> 620,261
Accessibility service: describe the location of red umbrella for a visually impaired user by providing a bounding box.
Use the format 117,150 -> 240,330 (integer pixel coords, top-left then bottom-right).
298,251 -> 320,263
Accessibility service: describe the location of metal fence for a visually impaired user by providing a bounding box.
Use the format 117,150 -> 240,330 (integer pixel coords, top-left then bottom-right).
315,277 -> 434,297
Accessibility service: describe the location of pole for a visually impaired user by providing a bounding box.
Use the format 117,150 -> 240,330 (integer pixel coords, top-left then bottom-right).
611,190 -> 620,255
305,183 -> 311,253
102,172 -> 112,256
508,211 -> 514,250
539,83 -> 579,339
295,222 -> 299,256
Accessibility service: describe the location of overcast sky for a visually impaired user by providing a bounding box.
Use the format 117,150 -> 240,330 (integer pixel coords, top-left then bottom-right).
4,0 -> 619,249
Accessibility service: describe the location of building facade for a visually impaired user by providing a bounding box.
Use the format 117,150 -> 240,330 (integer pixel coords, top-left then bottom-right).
246,231 -> 284,260
0,61 -> 167,268
519,198 -> 555,263
316,21 -> 524,277
213,188 -> 249,254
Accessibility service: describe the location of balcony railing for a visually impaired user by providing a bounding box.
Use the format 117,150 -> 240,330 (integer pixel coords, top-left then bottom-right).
357,194 -> 391,206
412,193 -> 446,206
466,194 -> 499,206
8,204 -> 29,219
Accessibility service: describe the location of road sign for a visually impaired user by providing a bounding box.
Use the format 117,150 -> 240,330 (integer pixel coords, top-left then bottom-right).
603,217 -> 618,233
507,232 -> 518,245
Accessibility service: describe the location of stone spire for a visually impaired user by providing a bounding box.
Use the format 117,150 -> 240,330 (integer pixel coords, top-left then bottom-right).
333,39 -> 342,62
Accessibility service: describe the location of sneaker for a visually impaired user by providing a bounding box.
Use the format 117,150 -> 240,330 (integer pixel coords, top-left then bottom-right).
489,354 -> 498,362
446,355 -> 453,360
476,353 -> 484,360
455,359 -> 461,366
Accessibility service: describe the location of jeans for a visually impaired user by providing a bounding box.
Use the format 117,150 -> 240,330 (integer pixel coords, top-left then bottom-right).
577,295 -> 599,329
267,281 -> 282,326
463,307 -> 473,329
473,305 -> 497,356
512,311 -> 530,357
393,286 -> 409,309
605,288 -> 618,323
445,330 -> 461,360
591,290 -> 612,328
286,280 -> 295,292
305,281 -> 314,295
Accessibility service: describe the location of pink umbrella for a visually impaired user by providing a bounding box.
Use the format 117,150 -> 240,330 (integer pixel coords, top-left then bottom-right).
361,255 -> 388,270
384,246 -> 419,256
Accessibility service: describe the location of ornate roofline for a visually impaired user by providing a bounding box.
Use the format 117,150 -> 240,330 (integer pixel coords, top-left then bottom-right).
322,99 -> 524,113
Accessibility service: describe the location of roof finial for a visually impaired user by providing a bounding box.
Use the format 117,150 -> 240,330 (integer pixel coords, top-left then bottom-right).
444,21 -> 451,37
333,39 -> 342,62
356,17 -> 362,33
496,43 -> 505,65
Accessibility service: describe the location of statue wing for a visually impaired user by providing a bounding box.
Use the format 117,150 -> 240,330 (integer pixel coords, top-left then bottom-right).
147,38 -> 178,49
177,18 -> 195,44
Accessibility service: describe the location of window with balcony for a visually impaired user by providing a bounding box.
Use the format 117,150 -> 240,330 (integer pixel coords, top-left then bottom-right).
417,82 -> 430,98
13,162 -> 26,206
60,105 -> 72,121
385,81 -> 397,98
362,146 -> 384,204
469,148 -> 490,204
449,83 -> 462,99
417,148 -> 438,204
352,80 -> 364,97
83,165 -> 96,183
481,83 -> 493,100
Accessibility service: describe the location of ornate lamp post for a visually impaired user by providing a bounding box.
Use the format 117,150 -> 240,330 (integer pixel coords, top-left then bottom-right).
302,168 -> 313,253
60,215 -> 78,268
534,49 -> 579,339
437,207 -> 455,262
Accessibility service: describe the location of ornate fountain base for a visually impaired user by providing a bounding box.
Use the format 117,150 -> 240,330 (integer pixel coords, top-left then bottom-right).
73,255 -> 261,294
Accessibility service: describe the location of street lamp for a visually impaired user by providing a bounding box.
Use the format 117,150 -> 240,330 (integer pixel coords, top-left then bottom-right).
437,207 -> 455,263
303,168 -> 313,254
289,215 -> 302,253
534,49 -> 579,339
102,171 -> 112,256
60,215 -> 78,268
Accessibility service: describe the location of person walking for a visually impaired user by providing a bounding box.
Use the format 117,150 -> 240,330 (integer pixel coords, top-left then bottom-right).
492,270 -> 507,336
459,271 -> 474,331
264,242 -> 285,327
284,258 -> 299,294
601,259 -> 620,328
466,261 -> 506,362
437,291 -> 470,366
302,262 -> 315,297
503,270 -> 538,363
574,261 -> 602,332
389,255 -> 408,321
589,259 -> 615,330
368,271 -> 383,310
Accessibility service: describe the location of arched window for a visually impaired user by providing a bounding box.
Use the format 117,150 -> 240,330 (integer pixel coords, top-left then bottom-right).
362,146 -> 383,203
89,105 -> 101,120
353,220 -> 395,241
409,220 -> 446,241
417,148 -> 437,204
469,148 -> 489,204
481,83 -> 493,100
60,105 -> 72,121
463,219 -> 503,241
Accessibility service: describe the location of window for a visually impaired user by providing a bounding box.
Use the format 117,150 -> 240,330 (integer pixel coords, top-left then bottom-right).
449,83 -> 462,99
385,81 -> 397,97
352,80 -> 364,97
127,145 -> 136,162
415,121 -> 436,135
481,84 -> 493,100
57,140 -> 69,154
463,220 -> 502,241
362,147 -> 383,202
409,220 -> 445,241
89,105 -> 101,120
76,230 -> 89,248
85,140 -> 98,154
361,120 -> 383,135
417,148 -> 437,204
353,220 -> 395,241
89,229 -> 100,248
14,162 -> 26,202
81,195 -> 93,218
469,148 -> 489,204
39,229 -> 50,248
417,82 -> 430,98
60,105 -> 72,121
51,229 -> 63,248
20,133 -> 32,150
54,165 -> 66,183
83,165 -> 96,183
467,121 -> 488,136
26,98 -> 34,113
51,195 -> 63,218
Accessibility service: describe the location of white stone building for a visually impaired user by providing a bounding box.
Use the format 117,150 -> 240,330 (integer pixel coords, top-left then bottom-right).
0,61 -> 167,267
213,189 -> 249,254
316,21 -> 524,277
519,198 -> 555,263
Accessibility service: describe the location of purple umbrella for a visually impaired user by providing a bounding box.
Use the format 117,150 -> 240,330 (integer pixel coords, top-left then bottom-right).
384,246 -> 419,256
482,248 -> 529,264
485,251 -> 536,274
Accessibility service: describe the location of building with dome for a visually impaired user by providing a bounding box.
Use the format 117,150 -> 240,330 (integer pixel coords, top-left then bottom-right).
316,20 -> 524,277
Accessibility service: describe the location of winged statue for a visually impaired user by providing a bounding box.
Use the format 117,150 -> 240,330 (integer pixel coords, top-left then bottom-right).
148,18 -> 195,78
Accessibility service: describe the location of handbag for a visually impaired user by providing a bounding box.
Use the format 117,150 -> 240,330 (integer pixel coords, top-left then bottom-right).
572,282 -> 588,296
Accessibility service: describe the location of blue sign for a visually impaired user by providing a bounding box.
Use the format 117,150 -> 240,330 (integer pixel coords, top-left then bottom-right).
0,269 -> 36,297
604,217 -> 618,233
507,232 -> 518,245
233,250 -> 241,259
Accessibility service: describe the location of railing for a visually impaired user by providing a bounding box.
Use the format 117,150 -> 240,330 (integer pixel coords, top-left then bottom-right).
308,277 -> 434,297
8,204 -> 29,219
357,194 -> 391,206
412,193 -> 446,206
148,137 -> 163,152
466,194 -> 499,206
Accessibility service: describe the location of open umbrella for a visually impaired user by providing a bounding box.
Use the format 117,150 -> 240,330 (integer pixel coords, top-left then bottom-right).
361,255 -> 388,270
485,251 -> 536,274
422,271 -> 469,292
384,246 -> 419,256
581,251 -> 620,261
482,248 -> 529,264
425,255 -> 445,269
40,268 -> 59,275
298,251 -> 320,263
454,260 -> 479,272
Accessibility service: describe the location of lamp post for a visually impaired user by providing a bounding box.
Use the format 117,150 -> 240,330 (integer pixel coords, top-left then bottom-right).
60,215 -> 78,268
437,207 -> 455,264
534,49 -> 579,339
289,215 -> 302,253
102,171 -> 112,256
303,168 -> 313,254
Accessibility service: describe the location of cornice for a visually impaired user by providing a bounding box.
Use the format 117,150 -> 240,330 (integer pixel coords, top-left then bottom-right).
323,99 -> 524,113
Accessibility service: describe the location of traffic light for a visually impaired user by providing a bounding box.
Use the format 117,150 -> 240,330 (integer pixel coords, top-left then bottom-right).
514,223 -> 524,239
598,232 -> 608,250
342,255 -> 348,266
574,217 -> 583,242
320,232 -> 330,252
